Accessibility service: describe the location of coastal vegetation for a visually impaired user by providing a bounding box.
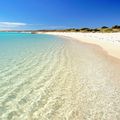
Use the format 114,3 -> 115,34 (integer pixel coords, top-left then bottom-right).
32,25 -> 120,33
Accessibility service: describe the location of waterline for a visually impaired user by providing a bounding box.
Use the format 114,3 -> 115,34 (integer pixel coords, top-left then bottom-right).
0,33 -> 120,120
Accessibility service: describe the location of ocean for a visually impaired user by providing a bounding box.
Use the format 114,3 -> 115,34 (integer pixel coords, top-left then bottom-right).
0,32 -> 120,120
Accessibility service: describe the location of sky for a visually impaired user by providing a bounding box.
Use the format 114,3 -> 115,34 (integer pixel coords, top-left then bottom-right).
0,0 -> 120,30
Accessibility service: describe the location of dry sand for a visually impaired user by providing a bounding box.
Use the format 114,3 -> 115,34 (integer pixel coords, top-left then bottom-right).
41,32 -> 120,59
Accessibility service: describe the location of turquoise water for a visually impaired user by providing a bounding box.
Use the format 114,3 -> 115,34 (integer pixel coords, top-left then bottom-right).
0,32 -> 65,119
0,32 -> 63,67
0,32 -> 120,120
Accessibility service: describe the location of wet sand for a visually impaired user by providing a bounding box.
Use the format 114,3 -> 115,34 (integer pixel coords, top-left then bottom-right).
35,36 -> 120,120
42,32 -> 120,59
57,37 -> 120,120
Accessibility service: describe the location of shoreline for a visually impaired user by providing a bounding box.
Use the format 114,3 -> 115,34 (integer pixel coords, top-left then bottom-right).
1,32 -> 120,119
37,32 -> 120,60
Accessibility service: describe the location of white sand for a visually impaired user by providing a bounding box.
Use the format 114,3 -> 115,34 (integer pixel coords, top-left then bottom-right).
39,32 -> 120,59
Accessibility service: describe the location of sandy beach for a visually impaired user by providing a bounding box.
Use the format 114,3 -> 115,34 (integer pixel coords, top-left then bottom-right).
40,32 -> 120,59
1,0 -> 120,119
1,32 -> 120,119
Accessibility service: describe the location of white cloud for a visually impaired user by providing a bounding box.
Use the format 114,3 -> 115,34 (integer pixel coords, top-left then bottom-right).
0,21 -> 66,30
0,22 -> 27,28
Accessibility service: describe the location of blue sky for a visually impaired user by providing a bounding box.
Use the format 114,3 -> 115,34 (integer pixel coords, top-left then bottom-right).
0,0 -> 120,30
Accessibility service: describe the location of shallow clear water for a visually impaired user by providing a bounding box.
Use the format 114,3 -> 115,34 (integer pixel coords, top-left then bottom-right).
0,32 -> 120,120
